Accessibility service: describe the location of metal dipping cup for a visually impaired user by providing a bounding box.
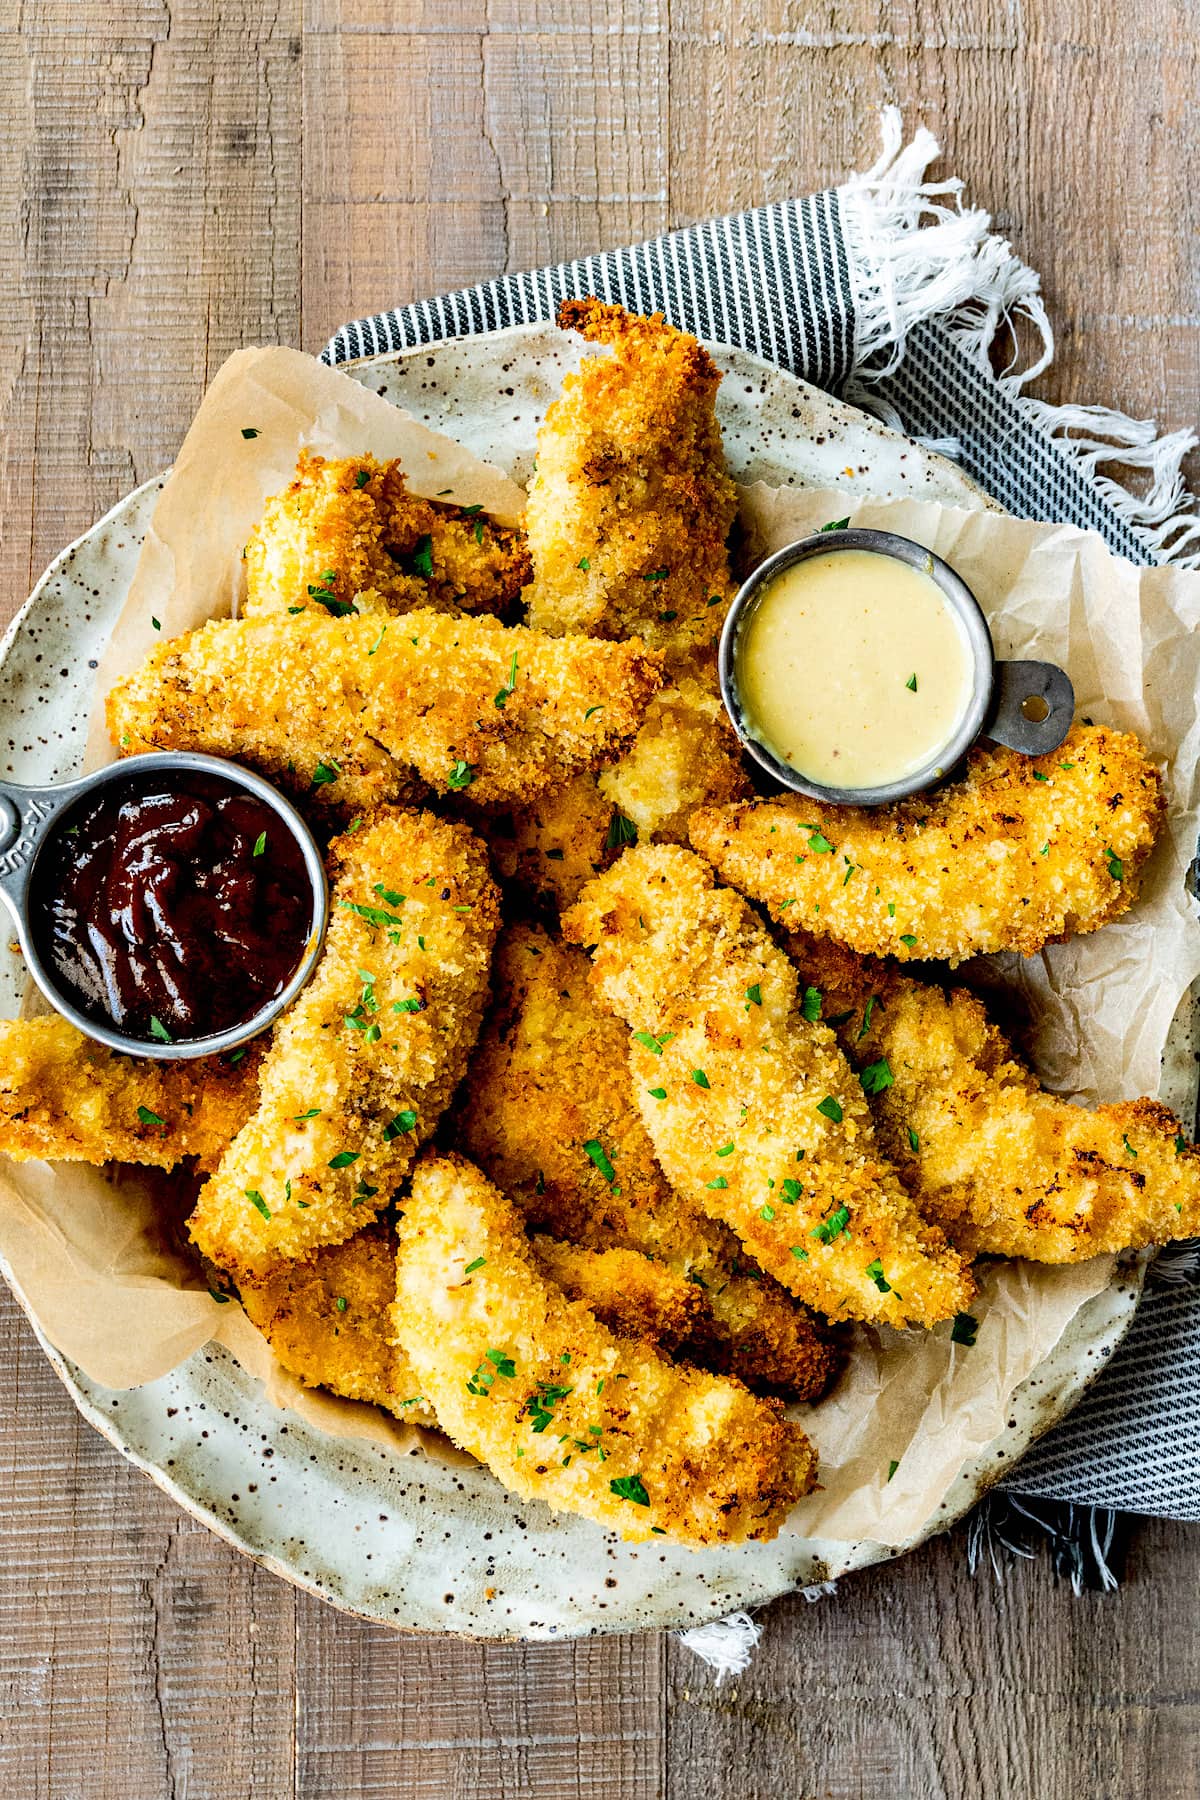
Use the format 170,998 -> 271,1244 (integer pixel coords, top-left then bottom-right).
0,751 -> 329,1060
719,528 -> 1076,807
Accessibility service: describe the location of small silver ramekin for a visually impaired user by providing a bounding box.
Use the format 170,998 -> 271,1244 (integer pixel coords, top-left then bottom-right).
0,751 -> 328,1060
719,528 -> 1075,806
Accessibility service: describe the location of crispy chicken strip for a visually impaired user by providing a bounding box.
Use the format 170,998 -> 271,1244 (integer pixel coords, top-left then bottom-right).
392,1154 -> 816,1546
791,933 -> 1200,1261
690,724 -> 1164,965
237,1223 -> 435,1424
469,773 -> 618,911
244,451 -> 530,621
0,1016 -> 260,1172
107,610 -> 662,814
456,925 -> 843,1399
597,678 -> 752,844
525,299 -> 739,668
563,846 -> 973,1327
530,1238 -> 703,1351
188,810 -> 500,1278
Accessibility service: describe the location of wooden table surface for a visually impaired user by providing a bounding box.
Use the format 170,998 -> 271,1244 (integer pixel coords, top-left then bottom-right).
1,4 -> 1198,1796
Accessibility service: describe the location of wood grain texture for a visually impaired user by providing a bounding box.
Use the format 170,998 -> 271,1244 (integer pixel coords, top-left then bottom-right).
1,2 -> 1198,1796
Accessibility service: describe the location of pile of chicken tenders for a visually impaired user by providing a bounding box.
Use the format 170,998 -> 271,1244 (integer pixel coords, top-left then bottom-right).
2,298 -> 1193,1548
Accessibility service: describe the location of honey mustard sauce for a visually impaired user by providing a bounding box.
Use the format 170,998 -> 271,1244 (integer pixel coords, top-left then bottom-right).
735,547 -> 975,789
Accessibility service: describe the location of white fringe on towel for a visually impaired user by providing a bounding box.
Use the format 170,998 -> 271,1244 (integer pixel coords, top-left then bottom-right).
839,106 -> 1200,568
676,1584 -> 835,1680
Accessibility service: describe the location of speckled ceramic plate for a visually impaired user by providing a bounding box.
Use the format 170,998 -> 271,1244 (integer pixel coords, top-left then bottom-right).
0,328 -> 1157,1639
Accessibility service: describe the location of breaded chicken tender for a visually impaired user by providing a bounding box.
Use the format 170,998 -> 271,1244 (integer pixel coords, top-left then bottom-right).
244,451 -> 530,621
107,610 -> 662,813
471,773 -> 618,911
597,678 -> 752,843
530,1238 -> 703,1351
525,299 -> 739,668
189,810 -> 500,1277
457,926 -> 843,1399
791,934 -> 1200,1262
563,847 -> 973,1327
0,1016 -> 260,1172
690,724 -> 1164,966
391,1154 -> 817,1546
237,1223 -> 435,1424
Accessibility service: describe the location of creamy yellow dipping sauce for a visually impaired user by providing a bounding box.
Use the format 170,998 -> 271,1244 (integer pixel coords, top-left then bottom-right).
735,548 -> 975,789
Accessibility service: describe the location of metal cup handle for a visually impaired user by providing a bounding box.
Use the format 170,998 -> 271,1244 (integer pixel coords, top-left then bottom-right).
983,660 -> 1076,757
0,778 -> 79,944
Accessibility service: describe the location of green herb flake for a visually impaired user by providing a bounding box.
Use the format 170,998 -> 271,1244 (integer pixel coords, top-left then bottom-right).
642,568 -> 669,582
148,1016 -> 172,1044
311,759 -> 341,787
464,1257 -> 487,1275
706,1176 -> 729,1190
583,704 -> 604,720
136,1106 -> 165,1127
447,760 -> 475,791
760,1203 -> 776,1222
887,1459 -> 899,1482
383,1110 -> 418,1140
151,616 -> 161,631
293,1108 -> 321,1122
241,426 -> 260,439
860,1057 -> 894,1096
857,995 -> 880,1040
328,1151 -> 359,1169
609,1474 -> 650,1506
801,985 -> 822,1023
1039,841 -> 1050,856
577,556 -> 590,571
806,830 -> 834,854
245,1188 -> 271,1220
690,1068 -> 711,1089
410,533 -> 434,579
745,982 -> 763,1008
605,811 -> 638,850
208,1287 -> 232,1305
715,1142 -> 735,1158
790,1246 -> 809,1261
1123,1135 -> 1138,1159
816,1096 -> 843,1123
632,1030 -> 674,1057
252,830 -> 267,858
907,1126 -> 920,1153
493,649 -> 519,709
865,1258 -> 893,1294
1176,1135 -> 1188,1155
582,1138 -> 618,1185
820,517 -> 850,532
333,1296 -> 348,1314
1032,770 -> 1049,782
950,1312 -> 979,1347
782,1178 -> 802,1204
906,673 -> 918,692
811,1203 -> 851,1244
899,934 -> 918,949
1105,847 -> 1124,881
647,1085 -> 667,1099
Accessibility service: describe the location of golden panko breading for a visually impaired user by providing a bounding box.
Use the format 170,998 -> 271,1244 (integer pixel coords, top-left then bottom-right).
237,1223 -> 435,1425
106,610 -> 662,813
530,1238 -> 703,1350
391,1154 -> 817,1546
597,677 -> 753,843
471,773 -> 618,911
188,810 -> 500,1278
690,724 -> 1164,966
456,925 -> 843,1400
524,298 -> 738,668
563,846 -> 974,1327
791,933 -> 1200,1262
244,451 -> 530,621
0,1016 -> 261,1172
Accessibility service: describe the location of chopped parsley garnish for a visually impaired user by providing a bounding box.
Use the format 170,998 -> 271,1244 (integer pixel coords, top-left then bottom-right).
341,899 -> 404,929
858,995 -> 880,1039
1176,1135 -> 1188,1155
583,704 -> 604,720
647,1086 -> 667,1100
605,811 -> 638,849
383,1110 -> 418,1140
1105,847 -> 1124,881
409,534 -> 434,578
781,1178 -> 802,1203
241,426 -> 260,439
811,1203 -> 851,1244
706,1176 -> 728,1190
1039,841 -> 1050,856
293,1108 -> 321,1122
1123,1135 -> 1138,1159
642,568 -> 669,582
466,1348 -> 516,1395
816,1095 -> 843,1123
887,902 -> 896,918
525,1381 -> 573,1433
760,1203 -> 775,1221
804,829 -> 833,854
151,616 -> 160,631
790,1246 -> 809,1261
311,759 -> 341,787
464,1257 -> 487,1274
906,673 -> 918,692
335,1296 -> 348,1313
577,556 -> 590,571
245,1189 -> 271,1220
308,579 -> 357,618
860,1058 -> 894,1095
899,934 -> 918,949
745,983 -> 763,1008
632,1030 -> 674,1056
374,883 -> 405,907
208,1287 -> 232,1305
715,1142 -> 735,1158
494,650 -> 519,709
690,1068 -> 711,1089
1032,770 -> 1049,782
355,469 -> 370,488
801,986 -> 822,1023
907,1125 -> 920,1153
328,1151 -> 359,1169
582,1139 -> 618,1185
887,1459 -> 899,1482
252,830 -> 267,857
820,517 -> 850,532
136,1106 -> 165,1127
447,760 -> 474,791
393,996 -> 422,1014
148,1016 -> 172,1044
353,1177 -> 378,1204
950,1312 -> 979,1347
609,1474 -> 650,1506
865,1258 -> 893,1293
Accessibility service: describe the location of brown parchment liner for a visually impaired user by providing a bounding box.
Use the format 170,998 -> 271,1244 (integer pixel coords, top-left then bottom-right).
2,350 -> 1200,1549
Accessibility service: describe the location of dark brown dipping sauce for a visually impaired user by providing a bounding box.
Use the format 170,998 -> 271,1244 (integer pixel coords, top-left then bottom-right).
31,770 -> 316,1044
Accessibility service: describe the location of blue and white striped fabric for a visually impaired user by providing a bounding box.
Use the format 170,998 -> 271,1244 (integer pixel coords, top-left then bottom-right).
324,191 -> 1200,1527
